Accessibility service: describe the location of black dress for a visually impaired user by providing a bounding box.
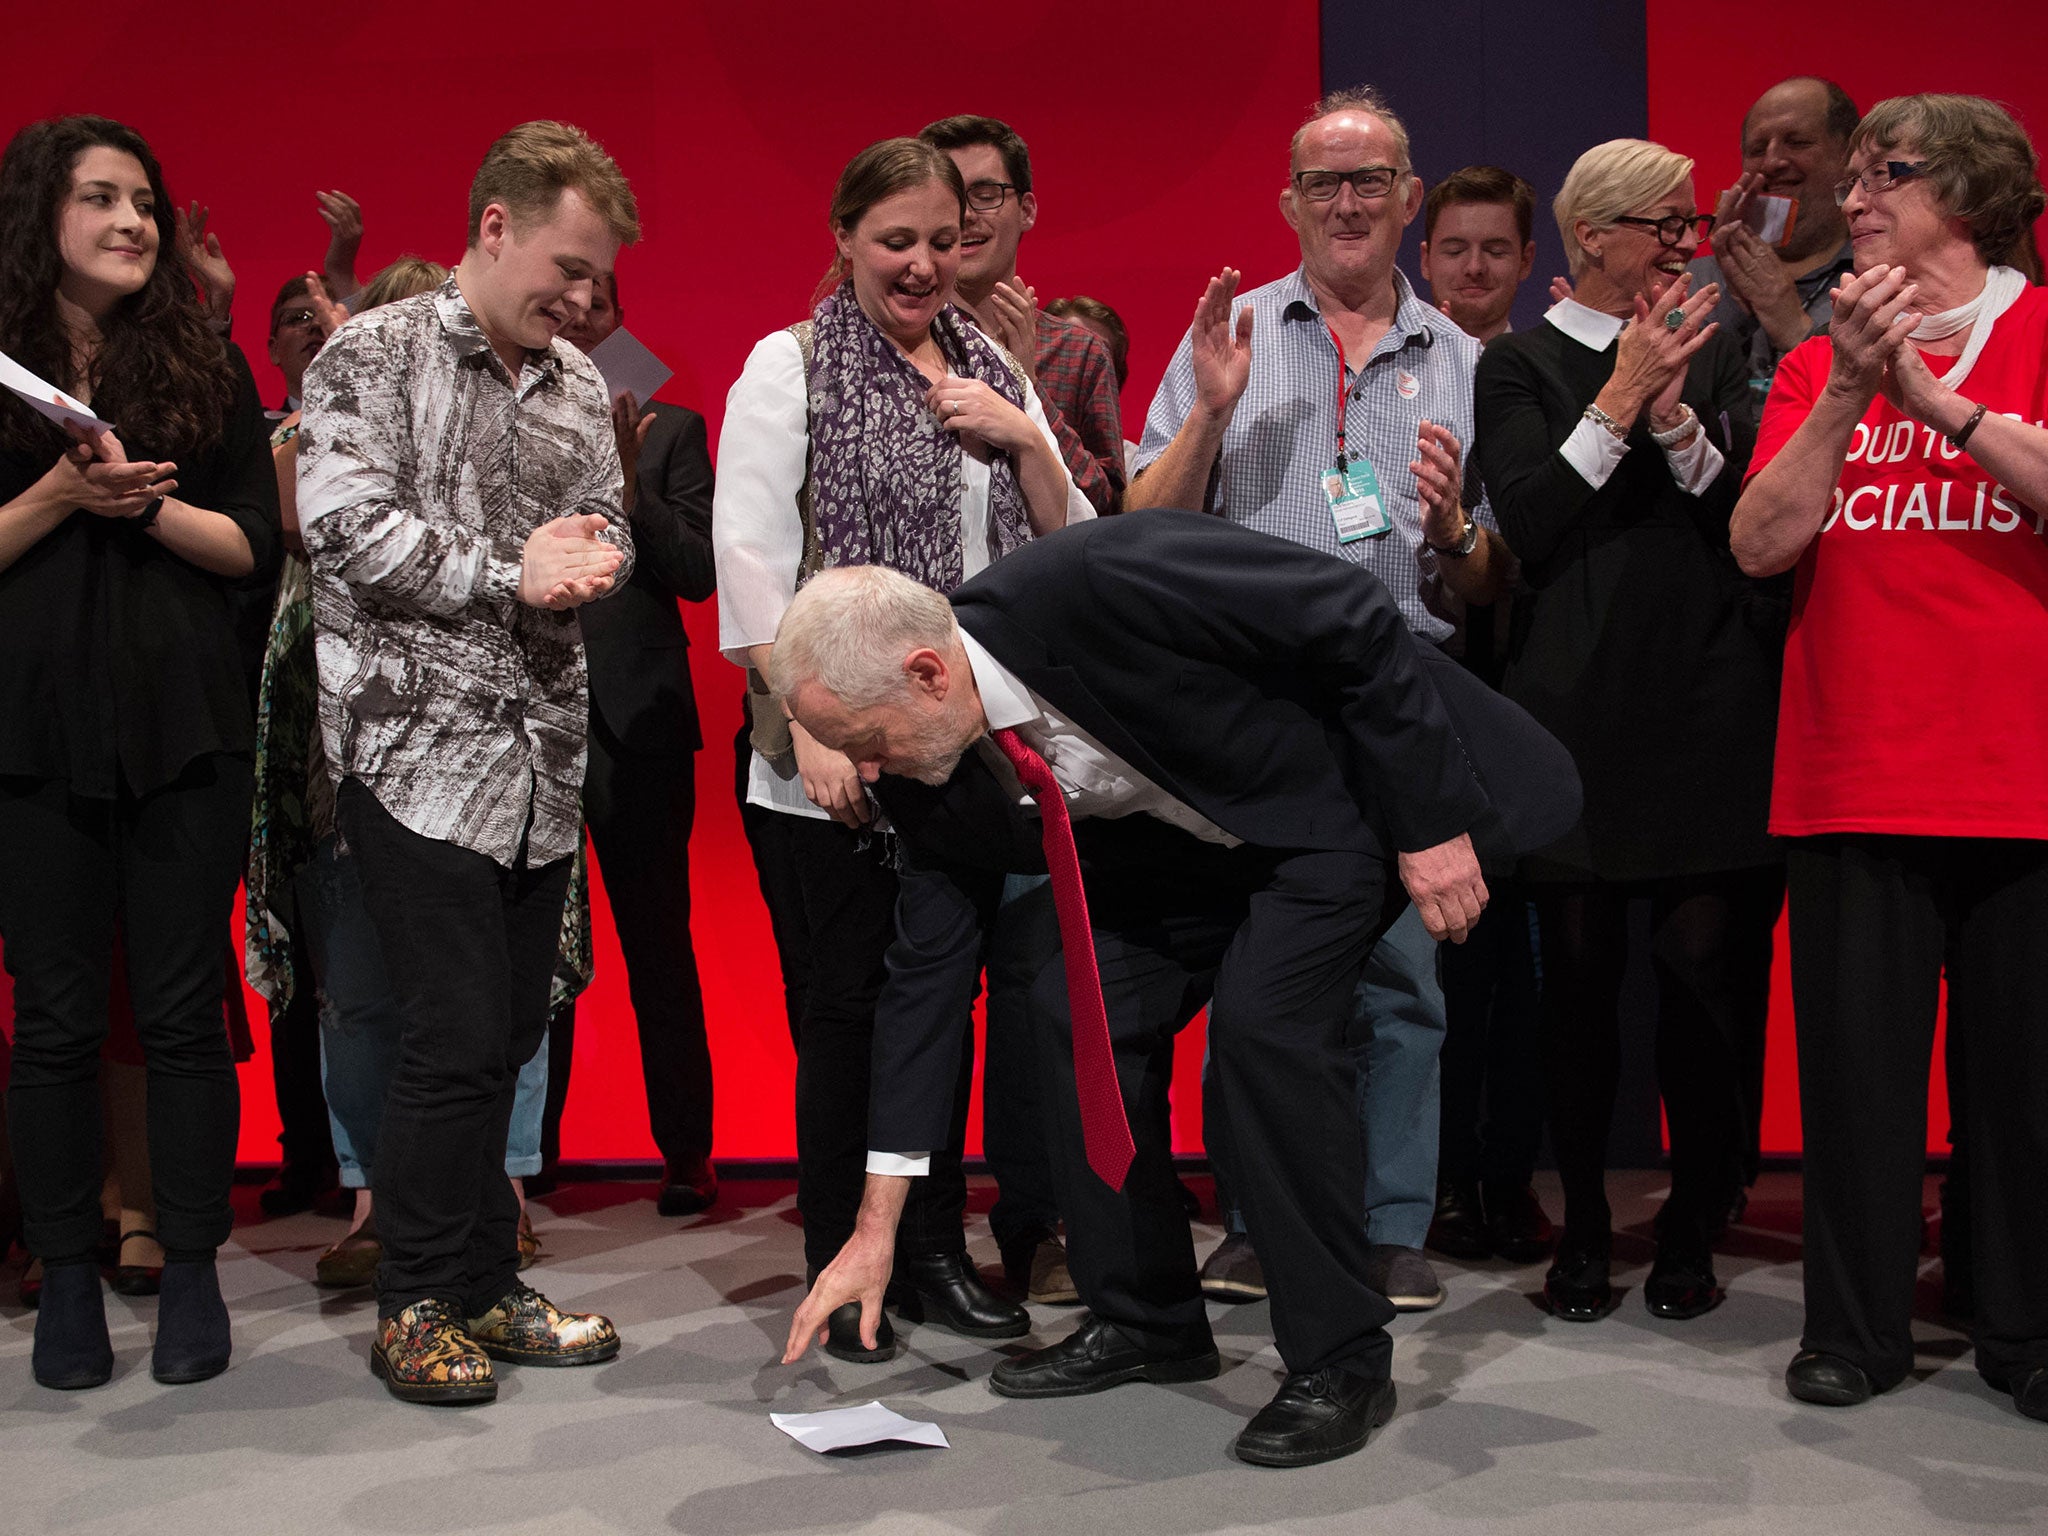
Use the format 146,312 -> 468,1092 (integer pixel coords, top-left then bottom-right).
1476,322 -> 1784,884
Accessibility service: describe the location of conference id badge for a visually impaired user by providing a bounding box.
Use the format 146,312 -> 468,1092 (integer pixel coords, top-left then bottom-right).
1322,457 -> 1392,543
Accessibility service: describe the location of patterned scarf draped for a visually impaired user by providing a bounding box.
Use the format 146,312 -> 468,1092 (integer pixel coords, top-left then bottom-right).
802,289 -> 1032,593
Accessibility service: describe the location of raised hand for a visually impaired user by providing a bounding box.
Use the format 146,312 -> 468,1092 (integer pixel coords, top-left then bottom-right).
610,392 -> 652,514
302,273 -> 351,340
316,190 -> 364,298
987,279 -> 1040,385
1190,268 -> 1253,420
1707,171 -> 1765,248
1411,421 -> 1466,548
1550,275 -> 1576,305
519,512 -> 622,609
1601,273 -> 1721,425
174,202 -> 235,323
1823,264 -> 1920,409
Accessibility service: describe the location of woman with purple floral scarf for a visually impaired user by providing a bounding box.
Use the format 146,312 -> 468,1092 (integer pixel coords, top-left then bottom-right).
716,136 -> 1089,1365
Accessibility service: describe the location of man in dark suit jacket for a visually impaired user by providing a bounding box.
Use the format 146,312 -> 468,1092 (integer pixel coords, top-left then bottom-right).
775,512 -> 1579,1467
556,277 -> 718,1213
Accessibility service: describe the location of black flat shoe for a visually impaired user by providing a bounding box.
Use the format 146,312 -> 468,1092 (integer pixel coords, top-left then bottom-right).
110,1229 -> 164,1298
1484,1183 -> 1556,1264
152,1257 -> 232,1384
990,1313 -> 1218,1399
1785,1349 -> 1873,1406
1426,1180 -> 1491,1261
888,1252 -> 1029,1339
2006,1367 -> 2048,1424
1644,1242 -> 1724,1321
32,1261 -> 113,1390
656,1156 -> 718,1218
1233,1369 -> 1396,1468
804,1267 -> 895,1363
1543,1239 -> 1614,1322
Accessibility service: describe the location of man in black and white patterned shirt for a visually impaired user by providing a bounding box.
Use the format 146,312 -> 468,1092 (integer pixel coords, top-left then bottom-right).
298,120 -> 639,1407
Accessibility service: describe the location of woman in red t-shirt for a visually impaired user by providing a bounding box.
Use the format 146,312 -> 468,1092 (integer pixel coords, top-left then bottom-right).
1733,93 -> 2048,1425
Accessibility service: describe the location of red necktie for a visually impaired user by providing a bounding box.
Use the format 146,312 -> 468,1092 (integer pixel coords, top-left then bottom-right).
992,727 -> 1136,1193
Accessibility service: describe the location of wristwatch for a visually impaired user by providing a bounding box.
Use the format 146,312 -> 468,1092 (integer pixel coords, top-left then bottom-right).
1430,515 -> 1480,559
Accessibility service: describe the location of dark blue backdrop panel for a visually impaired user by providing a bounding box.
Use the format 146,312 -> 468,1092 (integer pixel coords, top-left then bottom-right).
1322,0 -> 1649,333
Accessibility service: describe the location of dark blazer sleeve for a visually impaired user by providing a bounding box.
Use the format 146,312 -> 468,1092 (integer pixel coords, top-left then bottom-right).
631,403 -> 716,602
211,344 -> 284,586
1474,335 -> 1603,573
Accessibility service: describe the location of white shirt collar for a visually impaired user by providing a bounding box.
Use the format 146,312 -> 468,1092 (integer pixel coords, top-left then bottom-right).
959,629 -> 1037,733
1544,296 -> 1625,352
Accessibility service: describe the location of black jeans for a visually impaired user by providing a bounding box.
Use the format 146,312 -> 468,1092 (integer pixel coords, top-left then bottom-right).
337,779 -> 570,1318
1536,866 -> 1782,1249
981,877 -> 1064,1249
1437,886 -> 1545,1192
737,781 -> 967,1270
575,719 -> 713,1169
1788,834 -> 2048,1390
1045,817 -> 1396,1381
0,758 -> 249,1262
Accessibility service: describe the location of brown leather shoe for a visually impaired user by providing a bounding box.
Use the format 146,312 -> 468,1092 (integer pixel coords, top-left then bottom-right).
371,1300 -> 496,1405
1002,1231 -> 1081,1305
516,1212 -> 542,1272
466,1283 -> 620,1367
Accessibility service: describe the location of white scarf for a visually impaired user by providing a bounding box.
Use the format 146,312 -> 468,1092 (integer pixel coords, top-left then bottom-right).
1909,264 -> 2025,391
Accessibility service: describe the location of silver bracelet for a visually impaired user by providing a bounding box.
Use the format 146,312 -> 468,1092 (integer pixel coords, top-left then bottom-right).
1650,404 -> 1699,448
1583,402 -> 1628,441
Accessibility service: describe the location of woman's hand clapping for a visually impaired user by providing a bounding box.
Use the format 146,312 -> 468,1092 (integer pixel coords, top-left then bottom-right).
46,426 -> 177,519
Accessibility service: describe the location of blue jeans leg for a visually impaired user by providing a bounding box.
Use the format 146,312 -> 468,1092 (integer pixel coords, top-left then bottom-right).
504,1026 -> 549,1179
1352,903 -> 1446,1249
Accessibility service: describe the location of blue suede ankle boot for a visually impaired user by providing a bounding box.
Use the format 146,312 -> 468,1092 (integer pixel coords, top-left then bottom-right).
152,1256 -> 232,1384
33,1260 -> 113,1390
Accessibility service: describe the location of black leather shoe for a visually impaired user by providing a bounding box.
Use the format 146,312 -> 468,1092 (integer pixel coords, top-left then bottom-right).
2006,1367 -> 2048,1424
153,1257 -> 232,1384
1644,1241 -> 1725,1321
804,1266 -> 895,1363
1426,1180 -> 1491,1261
1543,1238 -> 1614,1322
109,1229 -> 164,1297
1785,1349 -> 1873,1406
258,1161 -> 339,1219
888,1252 -> 1029,1339
990,1313 -> 1219,1398
1233,1369 -> 1396,1468
1484,1183 -> 1556,1264
656,1156 -> 718,1218
32,1261 -> 113,1390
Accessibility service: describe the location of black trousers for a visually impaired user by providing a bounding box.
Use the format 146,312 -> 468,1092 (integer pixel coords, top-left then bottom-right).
1437,886 -> 1545,1191
1536,865 -> 1782,1248
1788,834 -> 2048,1390
267,904 -> 335,1177
736,770 -> 967,1269
1041,816 -> 1395,1381
0,758 -> 249,1261
980,877 -> 1063,1249
337,779 -> 569,1318
567,719 -> 713,1169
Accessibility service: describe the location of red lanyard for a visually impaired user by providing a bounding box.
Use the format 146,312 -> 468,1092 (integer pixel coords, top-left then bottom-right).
1328,323 -> 1352,469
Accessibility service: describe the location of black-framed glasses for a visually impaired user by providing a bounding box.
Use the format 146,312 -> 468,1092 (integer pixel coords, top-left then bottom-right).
1612,213 -> 1713,248
965,180 -> 1020,212
1832,160 -> 1930,207
1293,166 -> 1403,202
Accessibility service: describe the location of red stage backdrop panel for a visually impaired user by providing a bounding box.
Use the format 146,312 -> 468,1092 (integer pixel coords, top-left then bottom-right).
7,0 -> 1323,1160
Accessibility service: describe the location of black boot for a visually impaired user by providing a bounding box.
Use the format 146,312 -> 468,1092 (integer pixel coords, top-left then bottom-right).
804,1266 -> 895,1363
153,1256 -> 232,1384
32,1260 -> 113,1390
887,1252 -> 1029,1338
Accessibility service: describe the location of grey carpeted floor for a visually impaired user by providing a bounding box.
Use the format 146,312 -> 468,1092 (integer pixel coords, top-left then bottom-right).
3,1171 -> 2041,1535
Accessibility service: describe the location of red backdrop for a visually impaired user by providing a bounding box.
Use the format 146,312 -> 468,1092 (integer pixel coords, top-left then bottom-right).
6,0 -> 1323,1160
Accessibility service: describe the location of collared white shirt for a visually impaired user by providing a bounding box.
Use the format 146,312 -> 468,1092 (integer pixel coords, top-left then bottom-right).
1543,297 -> 1725,496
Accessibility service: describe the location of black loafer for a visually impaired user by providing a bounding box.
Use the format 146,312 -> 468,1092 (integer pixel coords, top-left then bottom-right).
1484,1183 -> 1556,1264
1426,1180 -> 1491,1261
1785,1350 -> 1874,1406
888,1252 -> 1029,1339
990,1313 -> 1218,1398
1234,1369 -> 1396,1468
1980,1365 -> 2048,1423
656,1157 -> 718,1218
1644,1242 -> 1725,1321
1543,1239 -> 1614,1322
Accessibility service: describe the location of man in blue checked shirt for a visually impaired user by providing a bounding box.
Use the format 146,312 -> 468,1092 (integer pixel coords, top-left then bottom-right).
1129,84 -> 1510,1316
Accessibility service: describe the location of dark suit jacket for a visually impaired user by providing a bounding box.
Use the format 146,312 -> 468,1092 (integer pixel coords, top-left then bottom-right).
580,401 -> 715,756
867,509 -> 1583,1151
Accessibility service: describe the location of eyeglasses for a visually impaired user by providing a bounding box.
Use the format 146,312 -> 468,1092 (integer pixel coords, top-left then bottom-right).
1292,166 -> 1403,202
271,308 -> 320,333
1611,213 -> 1714,248
965,181 -> 1020,212
1832,160 -> 1929,207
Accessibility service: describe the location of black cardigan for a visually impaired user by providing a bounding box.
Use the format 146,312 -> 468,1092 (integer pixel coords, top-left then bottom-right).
1475,321 -> 1786,883
0,345 -> 282,798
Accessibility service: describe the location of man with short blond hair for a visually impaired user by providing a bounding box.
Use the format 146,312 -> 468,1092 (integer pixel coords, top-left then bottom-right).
299,119 -> 638,1406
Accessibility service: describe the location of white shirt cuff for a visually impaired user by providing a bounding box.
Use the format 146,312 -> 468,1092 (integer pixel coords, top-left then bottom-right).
1660,423 -> 1725,495
865,1150 -> 929,1178
1560,415 -> 1628,489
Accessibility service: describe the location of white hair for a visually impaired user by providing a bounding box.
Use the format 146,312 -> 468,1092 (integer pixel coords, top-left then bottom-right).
767,565 -> 961,708
1553,138 -> 1695,277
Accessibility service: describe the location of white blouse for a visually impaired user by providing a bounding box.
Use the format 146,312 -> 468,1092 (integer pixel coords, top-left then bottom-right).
714,327 -> 1094,819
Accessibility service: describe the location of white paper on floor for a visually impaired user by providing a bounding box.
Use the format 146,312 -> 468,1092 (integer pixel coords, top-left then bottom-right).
771,1401 -> 950,1455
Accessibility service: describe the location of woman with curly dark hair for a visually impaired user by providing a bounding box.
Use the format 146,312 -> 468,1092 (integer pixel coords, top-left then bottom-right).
0,115 -> 279,1391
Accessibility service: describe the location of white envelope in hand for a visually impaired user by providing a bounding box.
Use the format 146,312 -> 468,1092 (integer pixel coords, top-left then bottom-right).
0,347 -> 115,437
